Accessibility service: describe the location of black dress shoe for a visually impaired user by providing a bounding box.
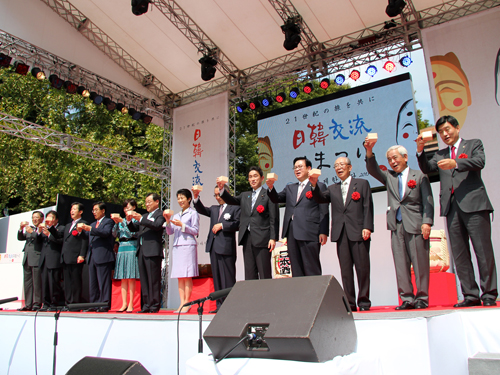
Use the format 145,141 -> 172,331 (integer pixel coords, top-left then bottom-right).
359,306 -> 370,311
97,307 -> 109,312
350,306 -> 357,312
83,307 -> 98,312
149,309 -> 159,313
137,309 -> 150,314
396,301 -> 414,310
48,307 -> 58,312
61,306 -> 70,312
482,299 -> 497,307
38,306 -> 49,312
32,305 -> 41,311
454,300 -> 481,308
414,301 -> 428,309
18,306 -> 32,311
209,309 -> 219,314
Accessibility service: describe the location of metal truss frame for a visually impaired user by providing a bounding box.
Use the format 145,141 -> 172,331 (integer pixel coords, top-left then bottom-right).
228,103 -> 237,194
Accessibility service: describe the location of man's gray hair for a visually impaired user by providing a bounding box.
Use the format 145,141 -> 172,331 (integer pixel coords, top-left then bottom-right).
336,156 -> 352,165
386,145 -> 408,158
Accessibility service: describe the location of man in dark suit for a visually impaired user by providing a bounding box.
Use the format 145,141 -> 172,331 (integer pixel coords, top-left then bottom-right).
417,115 -> 497,307
310,157 -> 374,311
60,202 -> 89,310
266,156 -> 329,277
39,210 -> 64,312
193,186 -> 240,312
218,167 -> 279,280
17,211 -> 44,311
81,202 -> 115,312
127,193 -> 166,313
365,140 -> 434,310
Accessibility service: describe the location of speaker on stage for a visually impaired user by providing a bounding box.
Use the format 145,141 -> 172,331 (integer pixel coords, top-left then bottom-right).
203,275 -> 357,362
66,356 -> 151,375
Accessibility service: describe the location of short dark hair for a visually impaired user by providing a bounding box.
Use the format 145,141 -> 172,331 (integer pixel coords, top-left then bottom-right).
46,210 -> 58,220
177,188 -> 192,203
71,202 -> 84,212
293,156 -> 312,168
435,115 -> 459,132
248,166 -> 263,178
146,193 -> 160,202
93,202 -> 106,212
123,199 -> 137,209
33,211 -> 44,219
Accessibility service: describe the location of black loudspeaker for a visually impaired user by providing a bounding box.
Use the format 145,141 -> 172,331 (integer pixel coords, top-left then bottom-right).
66,356 -> 151,375
203,275 -> 357,362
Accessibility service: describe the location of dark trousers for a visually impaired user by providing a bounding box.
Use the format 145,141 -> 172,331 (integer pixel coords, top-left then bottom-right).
138,249 -> 162,311
447,195 -> 498,301
337,227 -> 371,309
22,261 -> 42,308
287,221 -> 322,277
41,265 -> 62,307
241,231 -> 272,280
209,248 -> 236,309
62,263 -> 83,305
88,257 -> 114,306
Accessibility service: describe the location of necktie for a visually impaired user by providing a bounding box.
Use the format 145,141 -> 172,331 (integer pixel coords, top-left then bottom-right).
341,181 -> 348,204
218,205 -> 224,220
96,220 -> 100,228
297,183 -> 304,202
451,146 -> 456,194
251,190 -> 257,210
397,173 -> 403,221
69,220 -> 75,233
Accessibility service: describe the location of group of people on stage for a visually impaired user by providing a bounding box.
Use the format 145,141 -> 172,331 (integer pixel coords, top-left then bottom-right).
17,114 -> 498,313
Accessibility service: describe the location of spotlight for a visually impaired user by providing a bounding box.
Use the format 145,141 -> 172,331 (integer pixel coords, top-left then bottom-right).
103,97 -> 116,111
366,65 -> 378,77
261,97 -> 273,107
0,53 -> 12,68
199,55 -> 217,81
14,62 -> 30,76
64,81 -> 77,94
320,78 -> 330,89
386,0 -> 406,18
141,113 -> 153,124
116,103 -> 128,114
128,108 -> 141,120
399,55 -> 412,67
349,70 -> 360,81
249,100 -> 260,111
276,92 -> 286,103
31,68 -> 45,80
49,74 -> 64,89
303,83 -> 314,94
289,87 -> 299,99
384,20 -> 398,30
77,86 -> 90,97
236,102 -> 248,113
131,0 -> 151,16
334,74 -> 345,86
281,19 -> 301,51
89,92 -> 103,105
383,61 -> 396,73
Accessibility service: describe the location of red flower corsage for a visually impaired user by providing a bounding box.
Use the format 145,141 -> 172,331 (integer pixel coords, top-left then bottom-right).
458,153 -> 468,159
407,180 -> 417,189
351,192 -> 361,201
256,205 -> 265,213
305,191 -> 313,199
71,230 -> 79,236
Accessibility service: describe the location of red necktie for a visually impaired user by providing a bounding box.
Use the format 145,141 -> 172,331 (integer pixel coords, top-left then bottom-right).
96,221 -> 100,228
451,146 -> 456,194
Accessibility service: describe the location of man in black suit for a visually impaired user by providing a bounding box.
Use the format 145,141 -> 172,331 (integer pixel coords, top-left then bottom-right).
60,202 -> 89,310
266,156 -> 329,277
218,167 -> 279,280
39,210 -> 64,312
81,202 -> 115,312
417,115 -> 497,307
17,211 -> 44,311
310,157 -> 374,311
193,186 -> 240,312
127,193 -> 166,313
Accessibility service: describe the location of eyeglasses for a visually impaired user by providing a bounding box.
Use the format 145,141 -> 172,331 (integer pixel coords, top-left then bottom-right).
334,162 -> 348,168
213,194 -> 220,197
292,165 -> 305,170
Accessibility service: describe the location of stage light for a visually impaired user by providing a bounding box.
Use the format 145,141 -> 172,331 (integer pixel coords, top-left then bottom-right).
49,74 -> 64,89
31,68 -> 46,80
89,92 -> 103,105
400,55 -> 412,67
385,0 -> 406,18
103,97 -> 116,111
383,61 -> 396,73
14,62 -> 30,76
116,103 -> 128,114
262,97 -> 273,107
141,113 -> 153,124
236,102 -> 248,113
128,108 -> 141,120
77,86 -> 90,97
303,83 -> 314,94
276,92 -> 286,103
366,65 -> 378,77
249,100 -> 260,111
349,70 -> 360,81
64,81 -> 77,94
281,19 -> 301,51
131,0 -> 151,16
334,74 -> 345,86
289,87 -> 299,99
199,55 -> 217,81
320,78 -> 330,89
0,53 -> 12,68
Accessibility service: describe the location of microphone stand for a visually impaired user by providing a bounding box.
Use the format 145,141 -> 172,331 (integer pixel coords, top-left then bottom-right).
197,302 -> 205,353
52,308 -> 61,375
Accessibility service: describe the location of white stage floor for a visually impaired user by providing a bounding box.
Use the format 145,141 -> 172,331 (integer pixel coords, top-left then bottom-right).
0,305 -> 499,375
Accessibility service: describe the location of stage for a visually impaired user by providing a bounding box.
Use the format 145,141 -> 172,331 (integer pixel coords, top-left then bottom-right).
1,303 -> 499,375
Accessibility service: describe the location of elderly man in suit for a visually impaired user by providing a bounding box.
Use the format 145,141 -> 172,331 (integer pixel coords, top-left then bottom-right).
365,140 -> 434,310
80,202 -> 115,312
193,186 -> 240,312
266,156 -> 329,277
417,115 -> 497,307
310,157 -> 374,311
39,210 -> 64,312
127,193 -> 166,313
17,211 -> 44,311
218,166 -> 279,280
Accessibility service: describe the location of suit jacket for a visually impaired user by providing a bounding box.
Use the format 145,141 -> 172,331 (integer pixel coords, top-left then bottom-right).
128,209 -> 166,257
18,227 -> 43,267
417,138 -> 493,216
367,155 -> 434,234
40,224 -> 64,269
194,199 -> 240,255
268,181 -> 329,241
61,219 -> 89,264
165,207 -> 199,246
312,178 -> 374,242
86,217 -> 115,264
221,187 -> 279,248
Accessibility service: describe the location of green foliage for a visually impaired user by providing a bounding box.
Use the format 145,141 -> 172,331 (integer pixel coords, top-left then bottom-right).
417,108 -> 431,130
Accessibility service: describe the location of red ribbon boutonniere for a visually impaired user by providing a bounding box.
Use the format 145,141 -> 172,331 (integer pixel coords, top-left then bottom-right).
351,192 -> 361,201
305,191 -> 313,199
256,205 -> 265,214
458,153 -> 468,159
71,230 -> 79,236
407,180 -> 417,189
